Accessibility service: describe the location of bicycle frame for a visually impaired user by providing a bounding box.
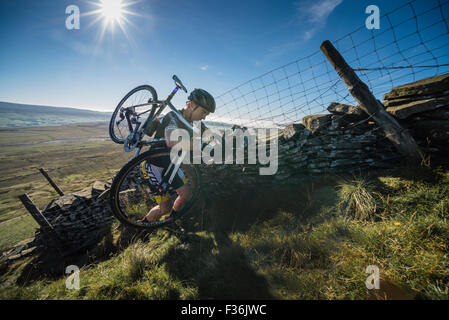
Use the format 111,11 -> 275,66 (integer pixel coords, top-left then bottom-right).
121,85 -> 199,157
119,79 -> 200,186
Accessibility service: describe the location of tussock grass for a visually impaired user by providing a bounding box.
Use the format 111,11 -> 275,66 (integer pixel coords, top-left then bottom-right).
337,175 -> 379,221
121,241 -> 154,282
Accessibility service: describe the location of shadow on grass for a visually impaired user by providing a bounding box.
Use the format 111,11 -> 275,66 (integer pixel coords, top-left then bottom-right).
187,175 -> 341,234
159,176 -> 341,299
160,231 -> 274,299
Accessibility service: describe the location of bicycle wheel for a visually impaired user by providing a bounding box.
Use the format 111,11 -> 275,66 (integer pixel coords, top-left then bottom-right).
109,85 -> 158,144
110,148 -> 201,230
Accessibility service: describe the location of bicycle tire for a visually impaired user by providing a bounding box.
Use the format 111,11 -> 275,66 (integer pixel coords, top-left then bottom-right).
109,148 -> 201,230
109,85 -> 158,144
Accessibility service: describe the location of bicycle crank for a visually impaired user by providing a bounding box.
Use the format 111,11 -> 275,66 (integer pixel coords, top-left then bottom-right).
124,132 -> 140,152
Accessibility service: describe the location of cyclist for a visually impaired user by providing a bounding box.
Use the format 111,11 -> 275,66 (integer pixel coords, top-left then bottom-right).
140,88 -> 216,223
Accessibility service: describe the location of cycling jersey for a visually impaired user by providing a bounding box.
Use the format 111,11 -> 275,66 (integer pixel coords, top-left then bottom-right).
154,109 -> 191,139
141,108 -> 211,203
141,109 -> 190,203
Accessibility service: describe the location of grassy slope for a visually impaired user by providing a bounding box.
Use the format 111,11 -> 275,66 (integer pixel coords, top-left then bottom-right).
0,161 -> 448,299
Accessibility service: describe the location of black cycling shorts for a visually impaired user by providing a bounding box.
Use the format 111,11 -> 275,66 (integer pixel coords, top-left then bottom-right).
140,155 -> 186,203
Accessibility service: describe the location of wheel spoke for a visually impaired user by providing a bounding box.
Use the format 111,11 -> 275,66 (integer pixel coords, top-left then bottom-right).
109,85 -> 158,144
110,150 -> 200,230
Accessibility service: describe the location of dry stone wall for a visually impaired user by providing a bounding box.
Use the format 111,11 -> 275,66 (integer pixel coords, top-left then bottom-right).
199,101 -> 400,190
382,73 -> 449,155
35,181 -> 113,250
1,181 -> 113,263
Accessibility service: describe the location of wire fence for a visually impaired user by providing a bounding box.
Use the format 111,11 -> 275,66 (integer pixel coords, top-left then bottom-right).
209,0 -> 449,130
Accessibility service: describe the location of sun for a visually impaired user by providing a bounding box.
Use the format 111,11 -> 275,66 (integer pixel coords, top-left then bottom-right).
84,0 -> 142,43
100,0 -> 124,24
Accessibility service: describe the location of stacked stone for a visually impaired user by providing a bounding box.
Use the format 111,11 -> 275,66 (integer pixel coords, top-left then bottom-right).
382,73 -> 449,154
277,103 -> 399,175
198,103 -> 400,189
0,237 -> 40,263
34,180 -> 113,251
198,126 -> 278,191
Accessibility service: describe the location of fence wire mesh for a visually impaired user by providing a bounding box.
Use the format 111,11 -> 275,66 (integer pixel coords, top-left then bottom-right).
209,0 -> 449,130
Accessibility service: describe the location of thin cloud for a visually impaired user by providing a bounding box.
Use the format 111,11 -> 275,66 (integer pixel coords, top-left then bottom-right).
200,65 -> 209,71
295,0 -> 343,40
50,29 -> 105,57
255,0 -> 342,66
302,0 -> 343,23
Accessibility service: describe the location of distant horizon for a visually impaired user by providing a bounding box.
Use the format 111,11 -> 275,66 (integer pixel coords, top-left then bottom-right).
0,100 -> 290,130
0,100 -> 111,113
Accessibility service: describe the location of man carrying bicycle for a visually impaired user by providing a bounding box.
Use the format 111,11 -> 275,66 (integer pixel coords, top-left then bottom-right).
140,88 -> 216,223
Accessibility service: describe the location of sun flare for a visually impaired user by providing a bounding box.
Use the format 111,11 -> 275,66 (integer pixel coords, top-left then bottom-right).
100,0 -> 124,23
85,0 -> 142,43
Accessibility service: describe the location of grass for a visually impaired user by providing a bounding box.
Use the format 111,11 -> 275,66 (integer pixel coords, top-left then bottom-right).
337,175 -> 379,220
1,163 -> 448,300
0,123 -> 448,299
229,169 -> 448,299
0,216 -> 39,251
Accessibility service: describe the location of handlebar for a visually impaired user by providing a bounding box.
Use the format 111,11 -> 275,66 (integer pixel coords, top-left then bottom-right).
173,75 -> 187,93
165,75 -> 187,103
158,75 -> 199,135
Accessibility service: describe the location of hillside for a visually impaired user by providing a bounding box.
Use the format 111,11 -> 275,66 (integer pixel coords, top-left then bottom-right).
0,163 -> 448,300
0,102 -> 111,127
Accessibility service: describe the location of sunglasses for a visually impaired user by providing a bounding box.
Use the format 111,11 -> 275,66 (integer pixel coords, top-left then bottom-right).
189,102 -> 209,115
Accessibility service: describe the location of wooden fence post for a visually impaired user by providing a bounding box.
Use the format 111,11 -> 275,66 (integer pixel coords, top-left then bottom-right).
39,168 -> 64,196
320,40 -> 424,164
18,194 -> 64,255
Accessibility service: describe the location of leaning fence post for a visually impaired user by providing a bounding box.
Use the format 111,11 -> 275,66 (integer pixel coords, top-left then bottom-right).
320,40 -> 424,164
39,168 -> 64,196
18,194 -> 64,256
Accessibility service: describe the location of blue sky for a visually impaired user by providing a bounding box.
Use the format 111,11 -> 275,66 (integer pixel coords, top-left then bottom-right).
0,0 -> 447,112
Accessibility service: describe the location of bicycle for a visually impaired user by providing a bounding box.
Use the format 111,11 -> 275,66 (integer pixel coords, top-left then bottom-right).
108,75 -> 202,230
